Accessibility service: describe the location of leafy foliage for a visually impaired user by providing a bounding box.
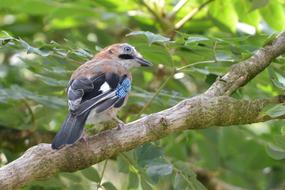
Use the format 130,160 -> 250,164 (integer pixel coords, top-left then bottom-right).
1,0 -> 285,190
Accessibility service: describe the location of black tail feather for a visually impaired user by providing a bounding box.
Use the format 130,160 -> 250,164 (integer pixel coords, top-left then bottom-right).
51,111 -> 90,149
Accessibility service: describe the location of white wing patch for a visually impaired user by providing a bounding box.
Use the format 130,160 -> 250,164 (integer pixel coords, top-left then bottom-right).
68,98 -> 82,111
100,82 -> 111,93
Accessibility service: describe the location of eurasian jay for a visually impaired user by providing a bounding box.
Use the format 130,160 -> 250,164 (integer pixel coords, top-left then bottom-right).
51,43 -> 152,149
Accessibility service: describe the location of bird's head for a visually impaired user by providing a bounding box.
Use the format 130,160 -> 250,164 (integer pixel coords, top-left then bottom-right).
95,43 -> 152,69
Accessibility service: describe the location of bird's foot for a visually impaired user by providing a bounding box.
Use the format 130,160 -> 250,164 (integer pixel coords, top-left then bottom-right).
114,118 -> 125,130
117,122 -> 125,130
80,131 -> 89,148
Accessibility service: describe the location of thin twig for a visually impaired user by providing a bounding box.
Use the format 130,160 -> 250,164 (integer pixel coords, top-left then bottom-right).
140,0 -> 166,26
22,100 -> 36,131
212,40 -> 218,62
175,0 -> 214,30
138,73 -> 174,115
176,59 -> 235,71
167,0 -> 189,19
96,160 -> 108,190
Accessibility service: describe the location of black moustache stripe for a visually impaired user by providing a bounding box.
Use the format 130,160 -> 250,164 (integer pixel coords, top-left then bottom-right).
119,54 -> 134,59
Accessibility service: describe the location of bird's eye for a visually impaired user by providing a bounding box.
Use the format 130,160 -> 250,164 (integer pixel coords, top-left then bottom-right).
123,46 -> 132,53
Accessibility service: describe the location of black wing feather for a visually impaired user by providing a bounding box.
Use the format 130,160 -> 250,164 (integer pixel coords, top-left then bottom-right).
114,97 -> 126,108
82,74 -> 106,101
105,73 -> 120,88
95,97 -> 120,113
70,73 -> 127,115
52,72 -> 128,149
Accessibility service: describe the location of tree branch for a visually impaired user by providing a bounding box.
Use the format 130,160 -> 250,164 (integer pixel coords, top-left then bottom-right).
1,31 -> 285,190
0,95 -> 285,189
205,31 -> 285,97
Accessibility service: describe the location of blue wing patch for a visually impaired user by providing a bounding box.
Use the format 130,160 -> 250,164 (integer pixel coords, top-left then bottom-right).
116,78 -> 131,98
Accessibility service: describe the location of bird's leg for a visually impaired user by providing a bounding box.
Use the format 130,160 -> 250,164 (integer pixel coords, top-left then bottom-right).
80,129 -> 89,148
113,117 -> 125,130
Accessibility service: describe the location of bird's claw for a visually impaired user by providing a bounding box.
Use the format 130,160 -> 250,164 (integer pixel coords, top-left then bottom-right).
116,121 -> 125,130
80,131 -> 89,148
114,118 -> 125,130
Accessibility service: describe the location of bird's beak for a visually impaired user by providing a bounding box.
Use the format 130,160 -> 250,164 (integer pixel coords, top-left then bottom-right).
135,56 -> 152,67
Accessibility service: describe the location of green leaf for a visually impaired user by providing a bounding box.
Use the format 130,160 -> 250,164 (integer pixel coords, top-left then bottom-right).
265,104 -> 285,118
70,184 -> 84,190
263,33 -> 278,46
274,135 -> 285,150
173,173 -> 207,190
251,0 -> 269,11
209,0 -> 238,32
102,182 -> 117,190
260,0 -> 285,31
18,38 -> 52,56
34,74 -> 67,87
73,48 -> 93,59
186,36 -> 209,44
127,31 -> 170,45
0,31 -> 14,45
173,173 -> 189,190
134,143 -> 163,167
281,126 -> 285,135
30,176 -> 65,188
60,173 -> 82,183
146,162 -> 173,182
234,0 -> 261,28
128,172 -> 139,189
129,41 -> 171,65
81,167 -> 100,182
268,67 -> 285,90
172,161 -> 207,190
265,144 -> 285,160
0,85 -> 65,108
117,155 -> 129,173
141,179 -> 153,190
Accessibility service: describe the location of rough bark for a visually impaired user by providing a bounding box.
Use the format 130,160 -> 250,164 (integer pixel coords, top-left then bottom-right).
1,31 -> 285,190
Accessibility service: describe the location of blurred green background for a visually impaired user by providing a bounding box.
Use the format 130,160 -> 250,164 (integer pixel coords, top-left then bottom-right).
1,0 -> 285,189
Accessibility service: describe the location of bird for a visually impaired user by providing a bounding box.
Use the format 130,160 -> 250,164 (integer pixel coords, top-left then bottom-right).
51,43 -> 152,149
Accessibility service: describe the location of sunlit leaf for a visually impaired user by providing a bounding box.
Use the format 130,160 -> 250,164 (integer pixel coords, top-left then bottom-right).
209,0 -> 238,32
260,0 -> 285,31
127,31 -> 170,45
